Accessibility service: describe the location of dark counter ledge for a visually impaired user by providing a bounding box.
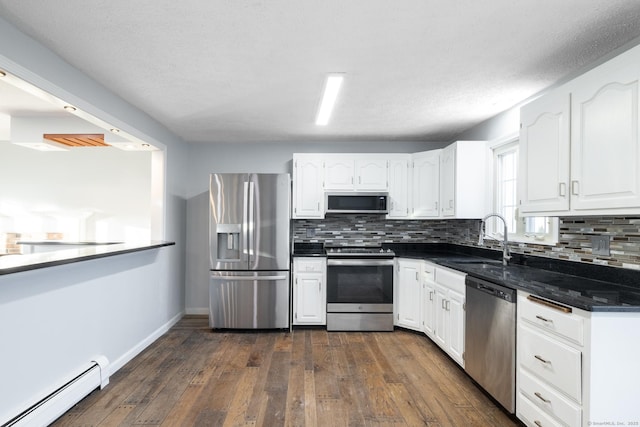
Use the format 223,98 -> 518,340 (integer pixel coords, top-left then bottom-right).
383,243 -> 640,312
0,241 -> 175,276
292,242 -> 326,257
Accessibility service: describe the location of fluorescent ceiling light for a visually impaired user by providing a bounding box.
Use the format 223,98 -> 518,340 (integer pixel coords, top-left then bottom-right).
13,141 -> 68,151
315,74 -> 344,126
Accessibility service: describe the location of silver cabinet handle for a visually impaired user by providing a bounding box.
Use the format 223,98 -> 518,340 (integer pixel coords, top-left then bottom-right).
328,259 -> 394,267
442,299 -> 447,309
527,295 -> 572,313
535,315 -> 552,323
571,180 -> 579,195
446,300 -> 450,311
534,392 -> 550,403
534,355 -> 551,364
559,182 -> 566,197
359,176 -> 362,184
435,201 -> 438,211
534,421 -> 543,427
449,199 -> 453,208
429,291 -> 434,301
415,272 -> 419,281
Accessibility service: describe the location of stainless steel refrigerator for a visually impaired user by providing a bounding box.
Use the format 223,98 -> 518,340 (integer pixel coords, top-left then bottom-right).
209,173 -> 291,329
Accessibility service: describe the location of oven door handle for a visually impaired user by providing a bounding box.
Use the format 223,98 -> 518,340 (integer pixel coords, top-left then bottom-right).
327,259 -> 394,267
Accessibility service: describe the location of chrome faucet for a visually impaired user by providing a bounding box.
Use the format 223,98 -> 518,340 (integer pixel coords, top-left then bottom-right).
478,213 -> 511,266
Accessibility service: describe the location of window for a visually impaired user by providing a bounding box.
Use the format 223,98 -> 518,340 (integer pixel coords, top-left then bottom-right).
487,137 -> 558,245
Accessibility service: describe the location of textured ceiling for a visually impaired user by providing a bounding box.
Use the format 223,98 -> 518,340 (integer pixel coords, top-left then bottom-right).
1,0 -> 640,144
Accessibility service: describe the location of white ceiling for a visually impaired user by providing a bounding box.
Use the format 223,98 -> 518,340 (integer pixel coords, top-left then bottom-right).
1,0 -> 640,144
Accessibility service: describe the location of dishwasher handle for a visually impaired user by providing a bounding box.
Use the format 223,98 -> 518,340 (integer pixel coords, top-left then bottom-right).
466,275 -> 516,302
477,283 -> 498,296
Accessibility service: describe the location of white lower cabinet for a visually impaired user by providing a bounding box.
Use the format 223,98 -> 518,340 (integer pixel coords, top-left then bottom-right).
432,266 -> 466,367
421,262 -> 437,339
517,291 -> 585,426
398,258 -> 466,368
516,290 -> 640,427
292,257 -> 326,325
395,258 -> 422,331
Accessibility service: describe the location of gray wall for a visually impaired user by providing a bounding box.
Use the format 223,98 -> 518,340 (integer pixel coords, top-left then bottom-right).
183,140 -> 445,313
0,15 -> 189,419
185,140 -> 444,198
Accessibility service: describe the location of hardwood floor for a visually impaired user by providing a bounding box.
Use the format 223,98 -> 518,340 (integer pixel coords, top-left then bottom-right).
52,316 -> 521,426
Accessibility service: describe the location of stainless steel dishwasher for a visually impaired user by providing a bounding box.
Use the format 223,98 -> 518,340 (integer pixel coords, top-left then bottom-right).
465,275 -> 516,413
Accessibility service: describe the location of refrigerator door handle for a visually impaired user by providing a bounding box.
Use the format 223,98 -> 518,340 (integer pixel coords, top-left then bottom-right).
242,181 -> 249,257
248,181 -> 255,262
211,275 -> 288,281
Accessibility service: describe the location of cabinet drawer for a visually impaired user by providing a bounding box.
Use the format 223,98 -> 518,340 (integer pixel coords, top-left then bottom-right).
518,324 -> 582,403
293,258 -> 325,273
422,262 -> 435,281
517,392 -> 564,427
434,266 -> 465,294
519,369 -> 581,427
519,293 -> 584,345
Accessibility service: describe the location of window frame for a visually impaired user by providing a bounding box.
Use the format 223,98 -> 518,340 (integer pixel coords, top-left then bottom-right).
487,134 -> 559,246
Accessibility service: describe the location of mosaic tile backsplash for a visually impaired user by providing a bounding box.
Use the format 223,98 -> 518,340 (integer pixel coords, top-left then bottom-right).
293,215 -> 640,270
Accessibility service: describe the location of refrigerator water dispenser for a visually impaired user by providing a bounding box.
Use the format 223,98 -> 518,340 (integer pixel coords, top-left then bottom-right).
216,224 -> 241,261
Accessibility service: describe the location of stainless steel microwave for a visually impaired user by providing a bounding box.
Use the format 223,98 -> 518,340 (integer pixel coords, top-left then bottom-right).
325,192 -> 389,214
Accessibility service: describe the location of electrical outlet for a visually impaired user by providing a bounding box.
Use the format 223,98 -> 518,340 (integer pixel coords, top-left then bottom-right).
591,235 -> 610,256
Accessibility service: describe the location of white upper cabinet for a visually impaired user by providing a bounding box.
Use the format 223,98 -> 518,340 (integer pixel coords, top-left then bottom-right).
387,155 -> 411,218
569,56 -> 640,212
440,144 -> 456,217
323,158 -> 354,190
411,150 -> 441,218
292,155 -> 324,218
355,158 -> 389,190
519,44 -> 640,215
292,153 -> 391,218
292,145 -> 489,219
323,156 -> 388,191
519,90 -> 571,213
440,141 -> 489,219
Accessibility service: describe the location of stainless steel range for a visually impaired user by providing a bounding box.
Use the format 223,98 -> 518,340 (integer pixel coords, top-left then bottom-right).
325,245 -> 395,331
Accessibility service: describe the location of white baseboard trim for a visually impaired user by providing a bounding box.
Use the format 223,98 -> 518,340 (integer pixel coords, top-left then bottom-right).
185,307 -> 209,315
107,311 -> 184,377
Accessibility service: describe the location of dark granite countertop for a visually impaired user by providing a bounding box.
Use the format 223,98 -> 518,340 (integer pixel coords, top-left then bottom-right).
385,243 -> 640,312
0,241 -> 175,276
16,240 -> 123,246
292,242 -> 326,257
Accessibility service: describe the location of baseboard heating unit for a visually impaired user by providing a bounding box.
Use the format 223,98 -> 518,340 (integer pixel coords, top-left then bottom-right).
1,356 -> 109,427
